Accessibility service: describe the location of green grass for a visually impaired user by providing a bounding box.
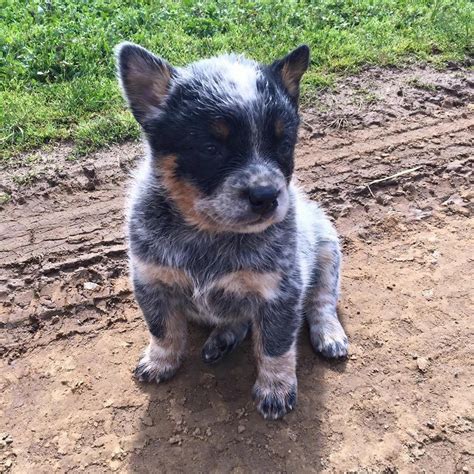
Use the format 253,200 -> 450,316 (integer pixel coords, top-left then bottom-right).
1,0 -> 473,161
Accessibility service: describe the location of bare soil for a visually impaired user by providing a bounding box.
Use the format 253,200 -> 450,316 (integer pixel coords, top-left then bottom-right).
1,65 -> 473,473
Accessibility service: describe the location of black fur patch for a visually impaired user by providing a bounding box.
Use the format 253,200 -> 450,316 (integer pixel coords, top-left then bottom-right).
143,67 -> 299,195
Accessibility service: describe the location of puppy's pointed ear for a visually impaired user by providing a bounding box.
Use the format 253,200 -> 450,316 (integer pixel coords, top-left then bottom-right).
271,45 -> 310,102
115,42 -> 175,125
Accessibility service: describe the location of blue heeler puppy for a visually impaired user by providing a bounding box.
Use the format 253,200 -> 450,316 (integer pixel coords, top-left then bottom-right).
116,42 -> 348,420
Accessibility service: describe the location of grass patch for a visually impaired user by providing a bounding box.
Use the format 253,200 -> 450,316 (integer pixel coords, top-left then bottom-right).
11,170 -> 38,186
1,0 -> 473,160
353,88 -> 380,106
0,192 -> 12,205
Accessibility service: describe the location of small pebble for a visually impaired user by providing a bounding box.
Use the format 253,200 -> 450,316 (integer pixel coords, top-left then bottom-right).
142,415 -> 153,427
84,281 -> 99,291
417,357 -> 430,373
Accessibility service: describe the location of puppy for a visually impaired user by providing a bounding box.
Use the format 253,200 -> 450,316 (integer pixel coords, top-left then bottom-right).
116,42 -> 348,419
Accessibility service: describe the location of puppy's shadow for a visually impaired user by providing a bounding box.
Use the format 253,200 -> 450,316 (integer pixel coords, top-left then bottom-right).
127,321 -> 347,472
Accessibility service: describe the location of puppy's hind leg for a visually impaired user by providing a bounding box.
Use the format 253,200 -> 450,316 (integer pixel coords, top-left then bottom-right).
305,239 -> 348,358
201,321 -> 250,364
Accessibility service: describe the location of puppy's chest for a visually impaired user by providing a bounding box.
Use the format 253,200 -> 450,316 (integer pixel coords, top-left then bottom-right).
201,270 -> 288,323
134,245 -> 287,321
133,224 -> 301,320
138,258 -> 284,301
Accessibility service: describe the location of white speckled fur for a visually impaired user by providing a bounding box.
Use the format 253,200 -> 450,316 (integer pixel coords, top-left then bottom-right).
292,184 -> 339,292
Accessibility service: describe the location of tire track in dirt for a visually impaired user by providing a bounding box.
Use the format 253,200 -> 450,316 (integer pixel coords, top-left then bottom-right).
3,108 -> 471,339
1,66 -> 473,473
298,114 -> 473,169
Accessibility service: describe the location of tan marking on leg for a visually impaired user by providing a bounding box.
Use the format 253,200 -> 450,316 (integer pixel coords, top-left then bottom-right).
252,326 -> 297,419
257,347 -> 296,388
137,309 -> 187,382
133,258 -> 191,288
213,271 -> 281,300
160,155 -> 221,232
254,333 -> 297,392
306,241 -> 348,357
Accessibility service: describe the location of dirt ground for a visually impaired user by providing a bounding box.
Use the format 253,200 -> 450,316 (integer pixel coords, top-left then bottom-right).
1,65 -> 473,473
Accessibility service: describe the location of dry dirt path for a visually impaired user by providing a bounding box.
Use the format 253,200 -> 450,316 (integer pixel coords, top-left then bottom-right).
1,66 -> 473,473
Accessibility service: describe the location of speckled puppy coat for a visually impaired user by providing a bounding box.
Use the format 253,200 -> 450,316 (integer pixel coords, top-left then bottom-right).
116,42 -> 348,419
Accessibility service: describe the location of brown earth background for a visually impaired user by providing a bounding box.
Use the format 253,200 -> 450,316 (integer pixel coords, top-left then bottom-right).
1,65 -> 473,473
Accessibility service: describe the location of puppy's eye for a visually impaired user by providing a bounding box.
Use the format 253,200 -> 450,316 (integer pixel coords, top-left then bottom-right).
206,144 -> 218,155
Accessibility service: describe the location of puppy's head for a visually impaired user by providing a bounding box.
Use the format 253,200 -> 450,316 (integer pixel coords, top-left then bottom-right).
116,43 -> 309,233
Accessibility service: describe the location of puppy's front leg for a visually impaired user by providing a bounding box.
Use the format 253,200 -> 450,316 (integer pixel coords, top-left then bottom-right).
252,299 -> 301,420
132,276 -> 187,384
306,239 -> 348,358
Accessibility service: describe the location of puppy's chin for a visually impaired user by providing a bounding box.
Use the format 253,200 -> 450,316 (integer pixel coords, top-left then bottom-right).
232,219 -> 279,234
235,208 -> 290,234
202,201 -> 290,234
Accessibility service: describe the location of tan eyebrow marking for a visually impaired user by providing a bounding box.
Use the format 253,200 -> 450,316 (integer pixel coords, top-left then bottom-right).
212,119 -> 230,140
275,118 -> 285,138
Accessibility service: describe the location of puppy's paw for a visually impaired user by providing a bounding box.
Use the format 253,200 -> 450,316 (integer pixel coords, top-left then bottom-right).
310,319 -> 348,359
314,335 -> 348,359
134,352 -> 179,384
201,322 -> 249,364
201,336 -> 237,364
252,383 -> 297,420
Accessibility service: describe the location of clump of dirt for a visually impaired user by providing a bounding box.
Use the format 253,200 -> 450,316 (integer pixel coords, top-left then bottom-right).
1,65 -> 473,473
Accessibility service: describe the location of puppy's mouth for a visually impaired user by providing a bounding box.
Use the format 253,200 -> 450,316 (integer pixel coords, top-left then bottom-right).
245,211 -> 276,226
196,207 -> 278,233
222,205 -> 284,233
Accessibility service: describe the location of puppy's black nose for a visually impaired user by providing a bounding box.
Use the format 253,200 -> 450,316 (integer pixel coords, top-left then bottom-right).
248,186 -> 279,215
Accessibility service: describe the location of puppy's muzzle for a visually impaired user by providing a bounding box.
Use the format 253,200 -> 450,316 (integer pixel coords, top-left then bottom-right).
248,185 -> 280,216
